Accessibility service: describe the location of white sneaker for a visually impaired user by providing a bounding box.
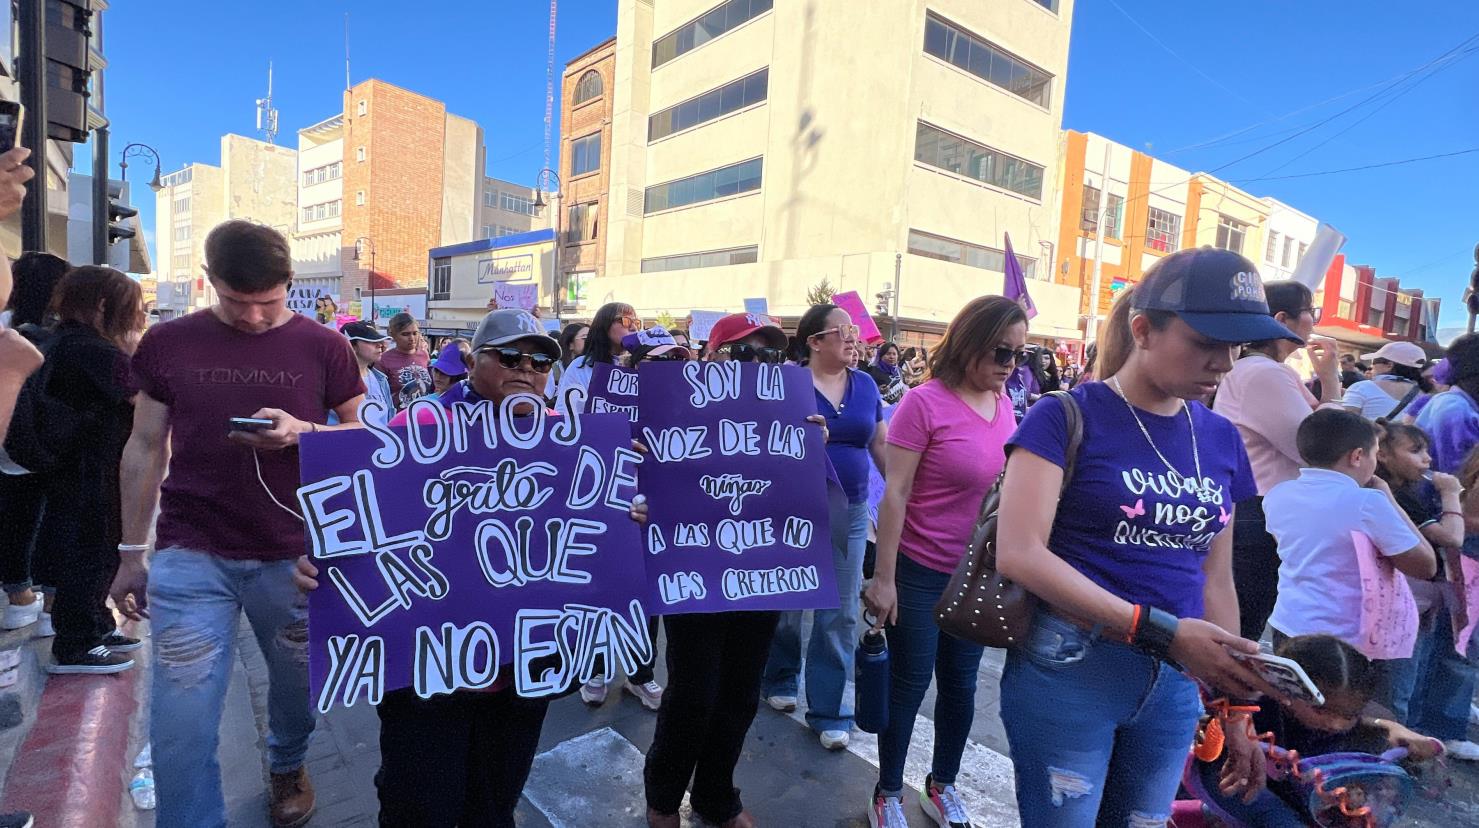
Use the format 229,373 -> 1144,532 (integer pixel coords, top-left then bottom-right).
1443,739 -> 1479,761
920,773 -> 974,827
868,790 -> 908,828
1,600 -> 40,631
1470,703 -> 1479,726
820,729 -> 849,750
624,679 -> 663,711
766,694 -> 798,712
579,676 -> 608,706
34,613 -> 53,638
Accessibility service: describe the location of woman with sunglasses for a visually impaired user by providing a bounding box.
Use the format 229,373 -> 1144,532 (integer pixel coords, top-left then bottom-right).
994,249 -> 1286,826
761,305 -> 888,751
1211,279 -> 1342,640
646,312 -> 820,828
861,296 -> 1027,828
556,302 -> 640,415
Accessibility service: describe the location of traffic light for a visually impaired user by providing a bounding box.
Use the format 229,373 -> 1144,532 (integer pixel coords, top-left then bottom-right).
43,0 -> 100,143
106,185 -> 136,245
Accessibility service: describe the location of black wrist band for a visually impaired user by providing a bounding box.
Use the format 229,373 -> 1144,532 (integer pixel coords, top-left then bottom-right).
1131,605 -> 1179,660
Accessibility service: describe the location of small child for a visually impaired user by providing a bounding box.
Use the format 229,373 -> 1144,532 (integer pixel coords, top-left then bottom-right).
1197,635 -> 1440,826
1264,409 -> 1437,650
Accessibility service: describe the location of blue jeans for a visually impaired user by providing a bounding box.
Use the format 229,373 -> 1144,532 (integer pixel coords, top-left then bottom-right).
148,547 -> 314,828
1411,604 -> 1479,740
1375,605 -> 1440,724
763,500 -> 867,731
1001,612 -> 1203,827
876,552 -> 985,795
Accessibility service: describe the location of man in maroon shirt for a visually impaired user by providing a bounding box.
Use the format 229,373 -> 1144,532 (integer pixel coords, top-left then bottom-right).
110,221 -> 365,828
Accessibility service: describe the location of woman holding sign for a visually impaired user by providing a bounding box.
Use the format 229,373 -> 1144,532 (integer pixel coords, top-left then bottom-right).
555,302 -> 640,412
993,249 -> 1287,826
762,304 -> 887,751
861,296 -> 1026,828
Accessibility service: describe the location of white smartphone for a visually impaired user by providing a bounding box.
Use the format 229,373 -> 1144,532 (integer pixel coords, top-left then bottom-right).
1234,651 -> 1325,706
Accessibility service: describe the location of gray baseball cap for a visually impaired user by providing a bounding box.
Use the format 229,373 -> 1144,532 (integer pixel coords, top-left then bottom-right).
471,308 -> 561,359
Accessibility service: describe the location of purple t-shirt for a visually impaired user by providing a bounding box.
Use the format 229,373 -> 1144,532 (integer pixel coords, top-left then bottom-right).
1008,381 -> 1256,619
887,379 -> 1016,573
132,311 -> 365,561
1006,364 -> 1040,422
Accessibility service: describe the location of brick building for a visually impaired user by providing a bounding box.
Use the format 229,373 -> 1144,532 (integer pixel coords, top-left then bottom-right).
557,37 -> 616,314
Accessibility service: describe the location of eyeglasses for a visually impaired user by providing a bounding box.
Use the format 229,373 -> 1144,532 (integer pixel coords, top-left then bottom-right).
1300,307 -> 1323,324
619,314 -> 644,330
484,347 -> 555,373
991,347 -> 1031,368
812,323 -> 860,341
644,351 -> 689,362
716,343 -> 786,364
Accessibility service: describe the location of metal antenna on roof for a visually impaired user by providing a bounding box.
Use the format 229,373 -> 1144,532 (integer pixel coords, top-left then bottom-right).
255,62 -> 279,145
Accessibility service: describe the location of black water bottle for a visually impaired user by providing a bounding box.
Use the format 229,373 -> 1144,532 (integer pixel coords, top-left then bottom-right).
854,626 -> 890,734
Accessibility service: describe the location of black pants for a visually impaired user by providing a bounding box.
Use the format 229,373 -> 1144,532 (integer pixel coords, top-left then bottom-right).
0,472 -> 46,593
1232,496 -> 1279,641
48,542 -> 118,658
375,687 -> 551,828
644,610 -> 779,822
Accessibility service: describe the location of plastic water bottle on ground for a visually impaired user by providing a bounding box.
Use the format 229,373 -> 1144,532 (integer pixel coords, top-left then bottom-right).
134,743 -> 152,768
129,768 -> 156,810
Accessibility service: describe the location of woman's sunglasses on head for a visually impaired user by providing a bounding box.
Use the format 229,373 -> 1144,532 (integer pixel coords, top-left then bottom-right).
716,343 -> 785,364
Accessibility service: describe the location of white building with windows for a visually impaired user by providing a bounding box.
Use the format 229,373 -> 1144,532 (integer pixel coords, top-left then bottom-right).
1259,198 -> 1318,283
586,0 -> 1080,343
478,177 -> 544,241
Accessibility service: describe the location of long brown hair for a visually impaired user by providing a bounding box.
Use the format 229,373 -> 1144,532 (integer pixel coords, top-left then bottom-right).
50,266 -> 145,348
927,296 -> 1027,388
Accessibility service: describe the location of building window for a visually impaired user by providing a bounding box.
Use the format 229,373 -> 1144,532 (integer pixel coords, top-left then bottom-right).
173,197 -> 191,215
571,132 -> 602,176
356,146 -> 366,162
172,254 -> 191,273
573,70 -> 604,104
1281,236 -> 1294,268
1080,186 -> 1123,239
923,14 -> 1053,108
1146,208 -> 1181,253
1033,0 -> 1059,11
644,157 -> 763,214
649,68 -> 768,141
914,122 -> 1044,200
483,190 -> 497,208
160,168 -> 193,188
1215,215 -> 1247,255
500,192 -> 536,216
907,229 -> 1039,279
431,257 -> 452,301
494,224 -> 521,238
1265,231 -> 1280,264
567,202 -> 599,243
357,100 -> 367,116
1297,241 -> 1308,264
641,245 -> 759,273
652,0 -> 774,68
301,161 -> 343,187
356,190 -> 366,206
301,200 -> 342,223
173,225 -> 191,242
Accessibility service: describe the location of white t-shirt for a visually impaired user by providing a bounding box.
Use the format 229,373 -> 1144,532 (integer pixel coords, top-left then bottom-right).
1344,379 -> 1415,420
1265,468 -> 1420,645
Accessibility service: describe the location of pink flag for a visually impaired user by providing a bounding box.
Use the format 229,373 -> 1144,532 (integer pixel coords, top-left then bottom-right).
832,290 -> 885,345
1352,531 -> 1419,660
1003,233 -> 1037,320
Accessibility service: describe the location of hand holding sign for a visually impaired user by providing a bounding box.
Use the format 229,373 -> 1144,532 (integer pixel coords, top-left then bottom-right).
493,281 -> 539,312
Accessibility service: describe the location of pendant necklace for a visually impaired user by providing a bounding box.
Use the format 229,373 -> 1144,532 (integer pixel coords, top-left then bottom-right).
1109,376 -> 1215,503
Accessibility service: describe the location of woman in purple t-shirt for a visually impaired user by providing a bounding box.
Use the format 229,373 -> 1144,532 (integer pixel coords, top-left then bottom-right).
995,248 -> 1289,826
861,296 -> 1027,828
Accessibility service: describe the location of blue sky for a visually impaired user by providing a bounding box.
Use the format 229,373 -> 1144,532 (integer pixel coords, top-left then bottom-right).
94,1 -> 1479,325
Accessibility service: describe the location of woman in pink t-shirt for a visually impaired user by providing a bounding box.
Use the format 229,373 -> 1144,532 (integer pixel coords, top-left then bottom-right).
861,296 -> 1028,828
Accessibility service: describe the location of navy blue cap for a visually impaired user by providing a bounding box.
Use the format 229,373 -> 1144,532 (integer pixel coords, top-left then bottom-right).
1132,247 -> 1303,344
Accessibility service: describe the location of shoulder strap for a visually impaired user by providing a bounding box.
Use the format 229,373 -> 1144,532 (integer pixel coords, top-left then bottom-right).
1042,389 -> 1085,489
1385,384 -> 1421,421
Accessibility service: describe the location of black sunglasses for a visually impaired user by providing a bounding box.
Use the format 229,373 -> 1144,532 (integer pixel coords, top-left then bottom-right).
643,351 -> 689,362
991,347 -> 1031,368
484,347 -> 554,373
716,343 -> 785,364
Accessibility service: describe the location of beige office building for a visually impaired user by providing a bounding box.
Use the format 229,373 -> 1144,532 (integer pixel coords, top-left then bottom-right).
153,134 -> 298,315
587,0 -> 1079,342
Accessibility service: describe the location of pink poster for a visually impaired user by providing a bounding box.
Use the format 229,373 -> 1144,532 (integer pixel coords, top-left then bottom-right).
1453,554 -> 1479,655
1352,531 -> 1419,660
831,291 -> 884,345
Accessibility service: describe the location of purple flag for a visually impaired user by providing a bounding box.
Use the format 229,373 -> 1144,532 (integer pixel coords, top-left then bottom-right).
1003,233 -> 1038,320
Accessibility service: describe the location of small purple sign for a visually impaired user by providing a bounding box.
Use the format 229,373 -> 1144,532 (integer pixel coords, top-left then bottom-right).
586,362 -> 640,422
637,361 -> 838,614
296,399 -> 651,711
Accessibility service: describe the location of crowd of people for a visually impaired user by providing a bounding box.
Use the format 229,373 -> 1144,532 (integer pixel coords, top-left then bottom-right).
0,209 -> 1475,828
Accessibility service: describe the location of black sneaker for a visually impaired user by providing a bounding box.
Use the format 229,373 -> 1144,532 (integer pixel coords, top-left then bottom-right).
100,632 -> 142,652
0,811 -> 33,828
48,646 -> 134,675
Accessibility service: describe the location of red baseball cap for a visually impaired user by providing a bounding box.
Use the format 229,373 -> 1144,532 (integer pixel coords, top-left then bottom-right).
705,313 -> 787,351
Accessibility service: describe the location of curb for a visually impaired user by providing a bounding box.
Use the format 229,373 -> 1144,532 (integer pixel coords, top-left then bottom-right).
0,621 -> 142,828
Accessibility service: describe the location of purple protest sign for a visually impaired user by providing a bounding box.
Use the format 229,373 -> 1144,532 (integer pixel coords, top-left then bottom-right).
296,399 -> 651,711
586,362 -> 640,422
637,361 -> 838,614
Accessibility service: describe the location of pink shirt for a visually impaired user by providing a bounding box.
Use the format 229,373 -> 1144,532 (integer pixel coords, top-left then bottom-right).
888,379 -> 1015,573
1213,354 -> 1327,495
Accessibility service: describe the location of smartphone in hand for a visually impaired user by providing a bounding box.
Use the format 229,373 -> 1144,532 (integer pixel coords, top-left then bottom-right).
1232,650 -> 1325,705
0,101 -> 23,155
228,417 -> 275,432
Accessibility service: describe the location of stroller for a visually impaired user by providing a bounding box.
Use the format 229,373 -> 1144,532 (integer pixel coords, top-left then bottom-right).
1171,702 -> 1420,828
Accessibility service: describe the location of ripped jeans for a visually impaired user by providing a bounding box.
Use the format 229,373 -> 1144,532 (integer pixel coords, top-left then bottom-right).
1000,612 -> 1202,827
148,547 -> 314,828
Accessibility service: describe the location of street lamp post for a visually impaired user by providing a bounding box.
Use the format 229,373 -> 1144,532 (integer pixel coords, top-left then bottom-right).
532,168 -> 562,320
353,236 -> 377,322
104,142 -> 164,264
